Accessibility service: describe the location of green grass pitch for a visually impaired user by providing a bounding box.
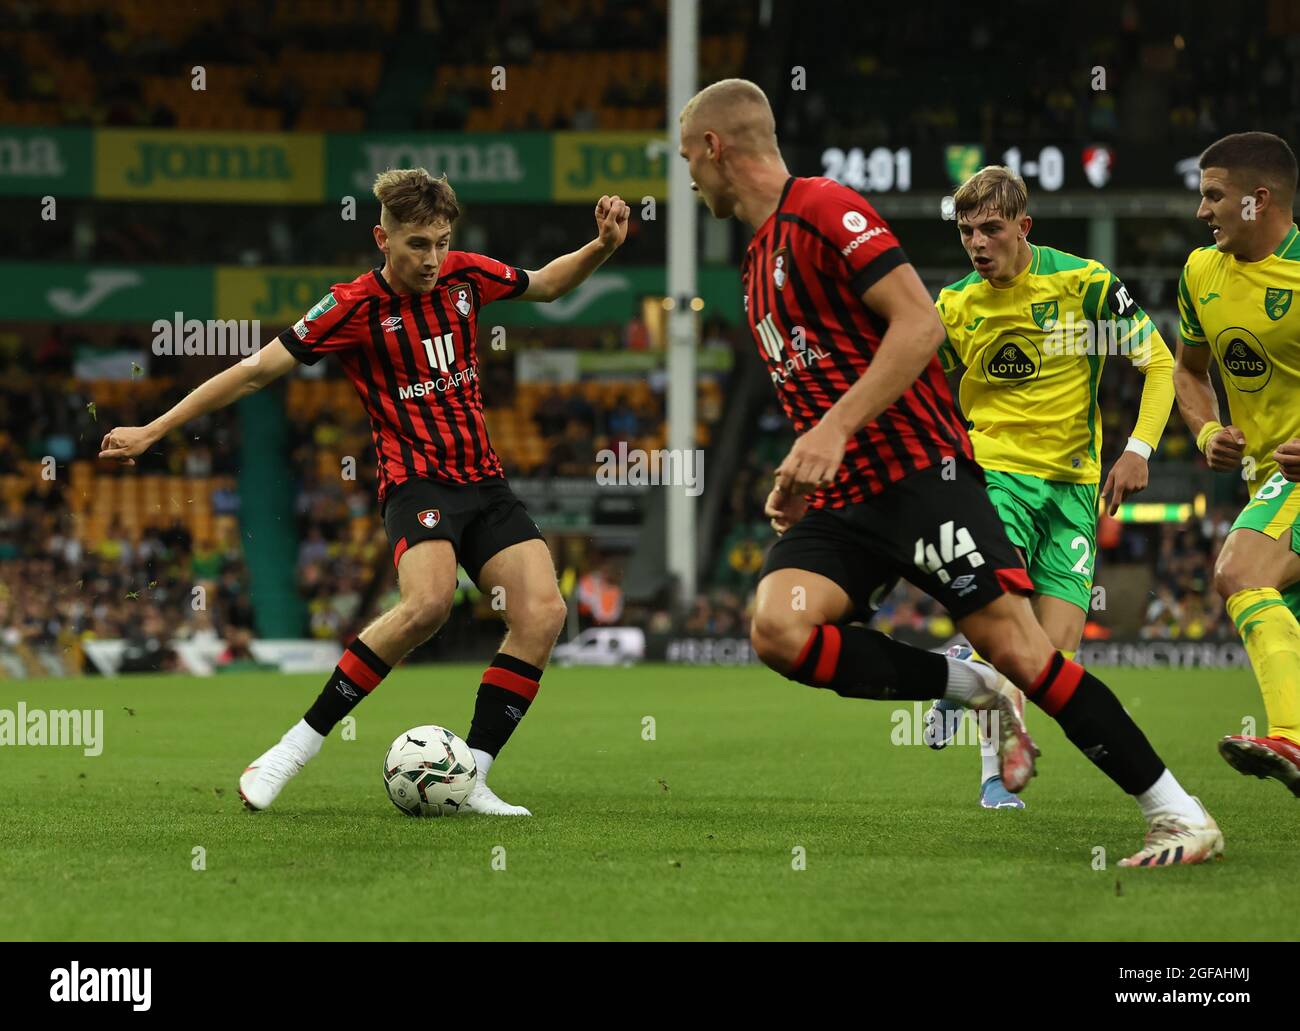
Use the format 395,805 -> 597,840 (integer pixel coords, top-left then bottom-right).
0,664 -> 1294,941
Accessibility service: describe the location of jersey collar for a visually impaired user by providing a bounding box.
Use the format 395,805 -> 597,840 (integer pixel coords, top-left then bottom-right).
1271,224 -> 1299,258
752,176 -> 796,241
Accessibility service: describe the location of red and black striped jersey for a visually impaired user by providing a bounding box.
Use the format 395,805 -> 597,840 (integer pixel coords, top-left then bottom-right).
743,176 -> 972,508
277,252 -> 528,501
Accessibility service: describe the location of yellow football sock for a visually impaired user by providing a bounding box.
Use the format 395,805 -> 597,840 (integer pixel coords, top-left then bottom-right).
1226,587 -> 1300,746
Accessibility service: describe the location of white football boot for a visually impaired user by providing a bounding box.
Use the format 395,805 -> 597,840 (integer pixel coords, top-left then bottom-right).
239,737 -> 312,811
1117,798 -> 1224,868
461,778 -> 531,816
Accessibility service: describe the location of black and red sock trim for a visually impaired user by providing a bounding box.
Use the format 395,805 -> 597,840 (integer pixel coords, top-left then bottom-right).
792,625 -> 842,687
481,654 -> 542,702
1025,651 -> 1084,717
786,623 -> 946,701
466,652 -> 543,757
1024,650 -> 1165,795
304,637 -> 393,735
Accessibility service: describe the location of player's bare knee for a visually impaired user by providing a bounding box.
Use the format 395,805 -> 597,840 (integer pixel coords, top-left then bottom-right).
400,594 -> 452,641
507,591 -> 567,641
750,611 -> 811,672
1213,560 -> 1264,600
749,626 -> 784,670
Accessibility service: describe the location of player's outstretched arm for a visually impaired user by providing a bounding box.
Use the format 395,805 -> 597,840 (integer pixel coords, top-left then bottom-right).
98,339 -> 299,465
775,264 -> 944,494
519,194 -> 630,302
1173,337 -> 1245,472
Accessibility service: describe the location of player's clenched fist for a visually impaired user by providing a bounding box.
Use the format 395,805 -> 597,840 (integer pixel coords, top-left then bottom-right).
1204,424 -> 1247,472
1275,437 -> 1300,482
99,426 -> 155,466
595,194 -> 631,251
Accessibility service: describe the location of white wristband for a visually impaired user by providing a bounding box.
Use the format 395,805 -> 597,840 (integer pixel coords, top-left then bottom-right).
1124,436 -> 1153,460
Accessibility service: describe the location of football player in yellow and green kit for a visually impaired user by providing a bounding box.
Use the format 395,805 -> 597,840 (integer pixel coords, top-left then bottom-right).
1174,131 -> 1300,796
929,166 -> 1177,809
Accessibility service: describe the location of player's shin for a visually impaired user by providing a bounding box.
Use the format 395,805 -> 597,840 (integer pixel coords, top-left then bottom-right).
786,624 -> 949,699
302,637 -> 393,740
1024,652 -> 1199,820
1226,587 -> 1300,745
466,652 -> 541,771
240,638 -> 392,811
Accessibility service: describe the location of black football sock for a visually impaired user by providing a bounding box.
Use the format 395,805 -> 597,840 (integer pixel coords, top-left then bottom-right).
788,624 -> 949,700
303,638 -> 392,735
1024,652 -> 1165,795
466,652 -> 542,757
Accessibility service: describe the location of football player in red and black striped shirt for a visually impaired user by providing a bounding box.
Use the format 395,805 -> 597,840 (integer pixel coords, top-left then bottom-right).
101,168 -> 631,817
677,80 -> 1221,866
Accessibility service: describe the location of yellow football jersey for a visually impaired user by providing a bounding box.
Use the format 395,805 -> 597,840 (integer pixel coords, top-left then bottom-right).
937,244 -> 1174,484
1178,224 -> 1300,484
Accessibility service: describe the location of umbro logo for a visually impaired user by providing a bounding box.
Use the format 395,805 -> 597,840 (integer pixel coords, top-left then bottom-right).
336,679 -> 358,700
381,316 -> 403,331
505,705 -> 523,723
951,573 -> 978,597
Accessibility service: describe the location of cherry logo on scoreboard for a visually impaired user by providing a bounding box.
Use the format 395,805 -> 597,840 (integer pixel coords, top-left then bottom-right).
1081,146 -> 1114,188
446,284 -> 474,318
417,509 -> 441,529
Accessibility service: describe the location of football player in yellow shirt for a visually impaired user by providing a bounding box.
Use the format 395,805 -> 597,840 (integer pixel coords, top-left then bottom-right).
1174,131 -> 1300,795
931,166 -> 1176,808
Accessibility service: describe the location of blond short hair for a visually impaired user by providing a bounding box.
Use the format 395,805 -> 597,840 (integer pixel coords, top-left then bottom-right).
373,168 -> 461,229
953,166 -> 1028,222
678,78 -> 777,154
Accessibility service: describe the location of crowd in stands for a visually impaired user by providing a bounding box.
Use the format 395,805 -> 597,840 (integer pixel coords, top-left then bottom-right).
0,328 -> 1265,677
0,0 -> 748,133
0,314 -> 735,672
9,0 -> 1291,145
0,380 -> 251,676
3,0 -> 1289,673
1139,510 -> 1239,642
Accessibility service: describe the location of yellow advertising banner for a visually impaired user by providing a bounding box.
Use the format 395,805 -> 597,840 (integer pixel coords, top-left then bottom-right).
95,129 -> 324,202
215,266 -> 357,324
551,131 -> 669,201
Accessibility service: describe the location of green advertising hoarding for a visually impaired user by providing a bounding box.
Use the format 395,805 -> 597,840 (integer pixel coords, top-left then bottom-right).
0,262 -> 213,321
325,132 -> 552,201
0,126 -> 93,196
0,264 -> 740,326
0,127 -> 670,203
486,265 -> 740,325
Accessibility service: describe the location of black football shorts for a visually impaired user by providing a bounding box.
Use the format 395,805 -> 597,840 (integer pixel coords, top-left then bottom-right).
759,457 -> 1033,620
382,476 -> 544,585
